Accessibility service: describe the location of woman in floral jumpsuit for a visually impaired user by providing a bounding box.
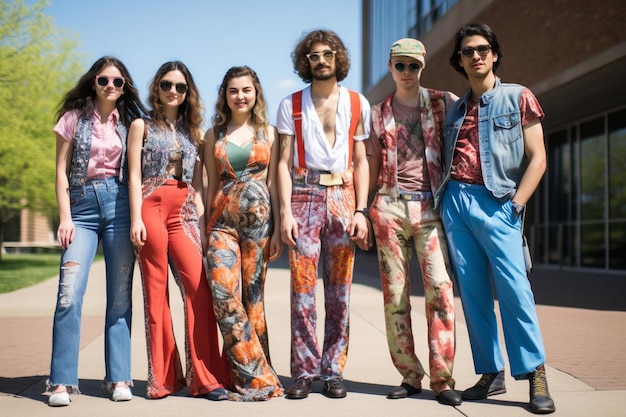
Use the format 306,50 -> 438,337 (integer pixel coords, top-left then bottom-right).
204,66 -> 283,401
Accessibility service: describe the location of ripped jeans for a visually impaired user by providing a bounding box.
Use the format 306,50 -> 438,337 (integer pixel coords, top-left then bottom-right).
49,177 -> 135,392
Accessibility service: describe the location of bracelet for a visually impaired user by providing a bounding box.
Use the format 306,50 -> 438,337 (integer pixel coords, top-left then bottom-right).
354,208 -> 369,218
511,201 -> 525,215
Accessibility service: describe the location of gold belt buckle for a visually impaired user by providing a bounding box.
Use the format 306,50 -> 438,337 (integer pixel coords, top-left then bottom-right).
319,173 -> 343,186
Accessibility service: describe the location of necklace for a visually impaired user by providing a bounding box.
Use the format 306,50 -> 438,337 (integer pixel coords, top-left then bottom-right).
166,121 -> 183,166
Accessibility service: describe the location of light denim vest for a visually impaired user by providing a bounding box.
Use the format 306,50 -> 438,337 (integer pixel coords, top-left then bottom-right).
68,117 -> 129,186
434,78 -> 526,207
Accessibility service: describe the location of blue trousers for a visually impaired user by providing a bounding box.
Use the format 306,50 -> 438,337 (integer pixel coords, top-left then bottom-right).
49,178 -> 135,391
441,180 -> 545,379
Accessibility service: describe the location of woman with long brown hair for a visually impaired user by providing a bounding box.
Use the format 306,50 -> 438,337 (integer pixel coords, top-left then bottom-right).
48,56 -> 147,407
127,61 -> 228,401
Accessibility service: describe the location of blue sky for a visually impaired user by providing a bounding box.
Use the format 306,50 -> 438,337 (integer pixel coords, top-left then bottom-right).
43,0 -> 362,126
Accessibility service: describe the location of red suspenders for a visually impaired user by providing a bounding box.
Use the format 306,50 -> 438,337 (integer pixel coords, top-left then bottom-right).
291,89 -> 361,168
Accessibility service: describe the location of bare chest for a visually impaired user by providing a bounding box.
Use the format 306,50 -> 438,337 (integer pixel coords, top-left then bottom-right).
313,96 -> 339,148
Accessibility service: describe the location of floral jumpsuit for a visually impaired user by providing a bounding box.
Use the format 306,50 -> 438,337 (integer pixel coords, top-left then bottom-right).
206,129 -> 283,401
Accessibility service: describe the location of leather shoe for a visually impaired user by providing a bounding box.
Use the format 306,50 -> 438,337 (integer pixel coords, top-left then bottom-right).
323,378 -> 346,398
462,370 -> 506,400
387,383 -> 422,399
436,389 -> 462,406
286,377 -> 313,399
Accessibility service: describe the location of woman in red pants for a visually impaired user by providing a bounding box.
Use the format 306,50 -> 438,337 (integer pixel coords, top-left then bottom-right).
128,61 -> 228,400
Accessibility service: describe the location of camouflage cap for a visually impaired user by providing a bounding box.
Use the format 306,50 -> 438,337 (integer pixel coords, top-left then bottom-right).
390,38 -> 426,68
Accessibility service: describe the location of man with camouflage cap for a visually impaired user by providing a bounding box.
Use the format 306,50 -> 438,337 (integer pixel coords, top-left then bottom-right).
366,38 -> 461,406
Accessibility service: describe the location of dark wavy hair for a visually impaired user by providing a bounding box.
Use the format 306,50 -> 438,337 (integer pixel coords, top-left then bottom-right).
212,66 -> 269,138
292,29 -> 350,83
147,61 -> 203,145
55,56 -> 147,126
449,23 -> 503,78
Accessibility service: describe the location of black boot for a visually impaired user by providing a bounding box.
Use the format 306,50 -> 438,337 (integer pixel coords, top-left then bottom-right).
462,370 -> 506,400
529,365 -> 555,414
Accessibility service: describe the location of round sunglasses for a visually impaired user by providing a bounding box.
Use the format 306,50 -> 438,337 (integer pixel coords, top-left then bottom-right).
393,62 -> 421,73
96,76 -> 125,88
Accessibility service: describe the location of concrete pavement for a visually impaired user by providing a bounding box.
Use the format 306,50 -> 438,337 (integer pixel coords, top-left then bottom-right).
0,251 -> 624,417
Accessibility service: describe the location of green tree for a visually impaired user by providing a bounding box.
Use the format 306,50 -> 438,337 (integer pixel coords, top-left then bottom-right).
0,0 -> 83,261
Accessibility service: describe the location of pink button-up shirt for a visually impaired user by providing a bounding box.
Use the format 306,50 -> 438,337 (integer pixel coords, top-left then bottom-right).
54,108 -> 123,179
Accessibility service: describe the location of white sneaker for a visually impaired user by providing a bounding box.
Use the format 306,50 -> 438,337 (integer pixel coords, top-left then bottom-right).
112,385 -> 132,402
48,391 -> 70,407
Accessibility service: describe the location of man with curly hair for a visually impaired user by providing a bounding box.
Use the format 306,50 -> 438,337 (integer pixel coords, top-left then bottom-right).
276,29 -> 371,400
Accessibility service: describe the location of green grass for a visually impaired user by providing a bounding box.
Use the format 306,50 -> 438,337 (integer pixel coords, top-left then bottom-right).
0,253 -> 61,293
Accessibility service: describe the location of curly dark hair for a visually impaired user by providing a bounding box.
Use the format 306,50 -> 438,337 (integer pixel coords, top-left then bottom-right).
449,23 -> 503,78
211,66 -> 269,138
147,61 -> 204,145
56,56 -> 148,126
292,29 -> 350,83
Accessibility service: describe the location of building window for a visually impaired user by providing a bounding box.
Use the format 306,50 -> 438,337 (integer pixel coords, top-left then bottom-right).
580,118 -> 606,268
365,0 -> 458,90
608,109 -> 626,269
536,107 -> 626,271
413,0 -> 459,38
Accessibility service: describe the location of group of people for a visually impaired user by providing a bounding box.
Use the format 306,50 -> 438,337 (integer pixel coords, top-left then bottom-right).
46,22 -> 555,414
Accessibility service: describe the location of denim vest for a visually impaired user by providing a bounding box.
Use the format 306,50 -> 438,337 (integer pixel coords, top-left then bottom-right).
434,78 -> 526,207
68,117 -> 129,186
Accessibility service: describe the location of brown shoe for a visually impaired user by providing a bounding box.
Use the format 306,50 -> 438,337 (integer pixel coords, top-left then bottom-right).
323,378 -> 346,398
286,377 -> 313,399
529,365 -> 555,414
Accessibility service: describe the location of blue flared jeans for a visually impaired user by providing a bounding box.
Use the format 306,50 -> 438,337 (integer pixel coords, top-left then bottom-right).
49,177 -> 135,392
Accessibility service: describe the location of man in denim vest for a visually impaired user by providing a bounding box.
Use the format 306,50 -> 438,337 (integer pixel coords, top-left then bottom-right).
434,23 -> 555,414
367,38 -> 461,406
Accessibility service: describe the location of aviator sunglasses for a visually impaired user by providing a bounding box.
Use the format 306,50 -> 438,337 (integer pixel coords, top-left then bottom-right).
394,62 -> 421,73
96,75 -> 125,88
459,44 -> 492,58
306,50 -> 337,63
159,80 -> 188,94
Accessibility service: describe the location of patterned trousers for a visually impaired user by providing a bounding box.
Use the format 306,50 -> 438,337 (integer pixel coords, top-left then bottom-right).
370,193 -> 456,394
289,168 -> 356,380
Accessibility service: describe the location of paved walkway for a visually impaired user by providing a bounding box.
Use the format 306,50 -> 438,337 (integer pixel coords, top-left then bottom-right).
0,251 -> 624,417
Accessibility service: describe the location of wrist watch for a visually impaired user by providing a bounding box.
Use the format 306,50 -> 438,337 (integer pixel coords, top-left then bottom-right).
511,201 -> 525,216
354,208 -> 369,218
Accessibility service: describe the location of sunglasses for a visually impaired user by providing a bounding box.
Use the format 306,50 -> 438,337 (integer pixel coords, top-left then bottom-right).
306,50 -> 337,63
459,45 -> 492,58
159,80 -> 188,94
394,62 -> 421,73
96,76 -> 125,88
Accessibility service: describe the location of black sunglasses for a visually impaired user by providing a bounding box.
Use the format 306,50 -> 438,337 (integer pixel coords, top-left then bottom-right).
96,76 -> 125,88
394,62 -> 421,73
159,80 -> 188,94
459,45 -> 492,58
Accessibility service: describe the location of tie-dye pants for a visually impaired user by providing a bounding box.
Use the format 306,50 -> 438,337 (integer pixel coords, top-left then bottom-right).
370,193 -> 456,394
289,168 -> 356,381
